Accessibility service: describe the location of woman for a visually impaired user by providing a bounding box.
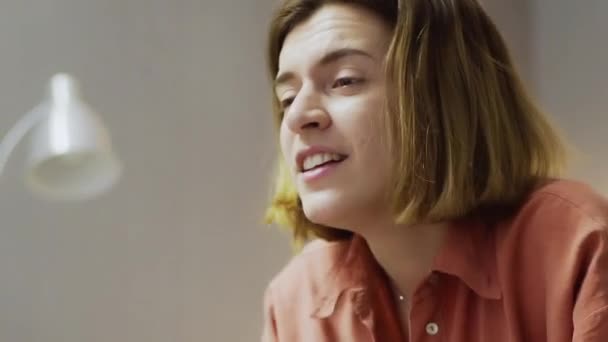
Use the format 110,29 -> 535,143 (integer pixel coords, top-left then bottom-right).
261,0 -> 608,341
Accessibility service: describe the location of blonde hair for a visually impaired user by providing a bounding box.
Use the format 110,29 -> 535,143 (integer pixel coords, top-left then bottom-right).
265,0 -> 567,247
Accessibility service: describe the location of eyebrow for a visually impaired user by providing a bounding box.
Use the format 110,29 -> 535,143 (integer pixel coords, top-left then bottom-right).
274,48 -> 374,90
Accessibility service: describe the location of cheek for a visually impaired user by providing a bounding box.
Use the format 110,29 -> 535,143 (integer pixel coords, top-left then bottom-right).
348,108 -> 389,169
279,122 -> 292,163
349,110 -> 385,150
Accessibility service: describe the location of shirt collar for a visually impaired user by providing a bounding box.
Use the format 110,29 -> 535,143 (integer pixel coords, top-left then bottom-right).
310,218 -> 502,319
310,235 -> 379,318
432,217 -> 502,300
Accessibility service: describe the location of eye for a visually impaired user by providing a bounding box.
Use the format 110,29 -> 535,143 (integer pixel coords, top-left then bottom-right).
333,77 -> 362,88
280,97 -> 294,109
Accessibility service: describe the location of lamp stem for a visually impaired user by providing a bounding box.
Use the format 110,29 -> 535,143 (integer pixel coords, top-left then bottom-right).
0,106 -> 46,176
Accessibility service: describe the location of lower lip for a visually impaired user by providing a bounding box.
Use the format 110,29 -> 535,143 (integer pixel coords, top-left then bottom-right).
300,160 -> 344,183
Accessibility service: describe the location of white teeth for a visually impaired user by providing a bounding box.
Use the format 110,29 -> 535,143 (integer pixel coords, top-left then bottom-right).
302,153 -> 343,171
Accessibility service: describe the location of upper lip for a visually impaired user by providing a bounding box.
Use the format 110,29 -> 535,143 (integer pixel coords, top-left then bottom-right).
295,146 -> 347,172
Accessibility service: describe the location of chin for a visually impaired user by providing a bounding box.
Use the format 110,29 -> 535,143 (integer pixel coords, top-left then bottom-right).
300,191 -> 353,229
299,187 -> 389,232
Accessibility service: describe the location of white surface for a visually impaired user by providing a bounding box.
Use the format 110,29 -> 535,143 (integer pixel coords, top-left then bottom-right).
25,74 -> 121,201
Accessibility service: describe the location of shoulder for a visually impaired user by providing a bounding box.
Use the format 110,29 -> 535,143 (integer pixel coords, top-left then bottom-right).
529,179 -> 608,223
495,179 -> 608,334
264,238 -> 353,314
494,179 -> 608,279
506,179 -> 608,238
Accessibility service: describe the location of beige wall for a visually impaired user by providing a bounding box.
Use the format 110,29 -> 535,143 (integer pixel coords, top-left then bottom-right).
0,1 -> 605,342
532,0 -> 608,194
482,0 -> 608,193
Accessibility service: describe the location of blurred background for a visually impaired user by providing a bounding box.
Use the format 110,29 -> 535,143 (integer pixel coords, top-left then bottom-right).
0,0 -> 605,341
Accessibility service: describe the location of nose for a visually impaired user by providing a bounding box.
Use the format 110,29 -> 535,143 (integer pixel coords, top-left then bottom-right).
284,85 -> 331,133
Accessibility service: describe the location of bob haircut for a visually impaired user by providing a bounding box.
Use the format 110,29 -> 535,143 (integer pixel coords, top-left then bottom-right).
265,0 -> 567,247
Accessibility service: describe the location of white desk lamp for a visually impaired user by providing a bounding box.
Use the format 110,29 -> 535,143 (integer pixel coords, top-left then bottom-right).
0,73 -> 121,201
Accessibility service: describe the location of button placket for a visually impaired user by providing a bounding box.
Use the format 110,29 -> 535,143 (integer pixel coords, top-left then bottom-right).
408,279 -> 443,341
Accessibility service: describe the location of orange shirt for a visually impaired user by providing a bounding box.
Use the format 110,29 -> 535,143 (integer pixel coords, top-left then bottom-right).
261,180 -> 608,341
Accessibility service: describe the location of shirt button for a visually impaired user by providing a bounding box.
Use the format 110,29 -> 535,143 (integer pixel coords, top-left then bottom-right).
426,322 -> 439,336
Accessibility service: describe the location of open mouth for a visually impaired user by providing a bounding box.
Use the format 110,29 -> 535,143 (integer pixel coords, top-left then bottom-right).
301,153 -> 347,172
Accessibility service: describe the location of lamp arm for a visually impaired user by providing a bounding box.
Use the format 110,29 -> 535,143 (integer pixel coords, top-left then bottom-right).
0,106 -> 46,176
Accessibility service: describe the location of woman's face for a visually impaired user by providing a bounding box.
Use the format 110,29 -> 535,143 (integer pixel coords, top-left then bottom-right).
276,4 -> 393,230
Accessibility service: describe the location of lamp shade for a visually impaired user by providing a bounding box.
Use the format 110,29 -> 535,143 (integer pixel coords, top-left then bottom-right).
24,74 -> 122,201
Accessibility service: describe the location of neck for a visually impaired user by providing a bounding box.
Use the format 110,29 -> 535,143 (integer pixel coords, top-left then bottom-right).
358,217 -> 449,299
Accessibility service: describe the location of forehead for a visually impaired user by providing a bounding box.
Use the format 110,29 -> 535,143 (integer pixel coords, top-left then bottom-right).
278,4 -> 391,72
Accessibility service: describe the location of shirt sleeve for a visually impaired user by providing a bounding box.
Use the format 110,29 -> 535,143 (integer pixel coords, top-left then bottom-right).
261,285 -> 279,342
572,226 -> 608,341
